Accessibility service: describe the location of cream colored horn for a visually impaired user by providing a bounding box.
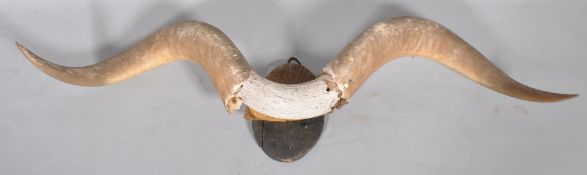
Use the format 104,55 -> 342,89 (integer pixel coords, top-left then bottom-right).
324,16 -> 576,104
19,17 -> 576,120
17,21 -> 252,112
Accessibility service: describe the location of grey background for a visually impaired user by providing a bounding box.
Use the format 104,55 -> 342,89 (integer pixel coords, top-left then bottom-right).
1,0 -> 586,174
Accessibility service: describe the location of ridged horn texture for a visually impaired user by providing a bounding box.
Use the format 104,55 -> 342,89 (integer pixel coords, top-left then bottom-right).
324,16 -> 576,103
17,21 -> 253,111
18,16 -> 576,120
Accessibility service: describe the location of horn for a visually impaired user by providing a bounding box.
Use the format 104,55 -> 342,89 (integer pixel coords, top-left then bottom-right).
18,17 -> 576,120
324,16 -> 576,104
17,21 -> 252,112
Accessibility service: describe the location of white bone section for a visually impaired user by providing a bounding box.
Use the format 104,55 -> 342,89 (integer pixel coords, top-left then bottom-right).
237,72 -> 340,120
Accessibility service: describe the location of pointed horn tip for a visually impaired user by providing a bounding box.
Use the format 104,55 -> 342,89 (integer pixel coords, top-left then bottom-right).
561,93 -> 579,100
15,41 -> 29,52
543,93 -> 578,102
14,42 -> 50,67
15,42 -> 36,60
15,41 -> 27,53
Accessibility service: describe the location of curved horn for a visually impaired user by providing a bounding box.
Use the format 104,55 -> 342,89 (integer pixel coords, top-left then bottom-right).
324,16 -> 576,103
17,21 -> 252,111
19,17 -> 576,120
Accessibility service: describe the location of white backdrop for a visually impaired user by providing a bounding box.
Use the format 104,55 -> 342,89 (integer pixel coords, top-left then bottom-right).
1,0 -> 585,174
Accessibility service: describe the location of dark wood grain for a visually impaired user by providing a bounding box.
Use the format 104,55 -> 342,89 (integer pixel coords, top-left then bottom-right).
247,59 -> 325,162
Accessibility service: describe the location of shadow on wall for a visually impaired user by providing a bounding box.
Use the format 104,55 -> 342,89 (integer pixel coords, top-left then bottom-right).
190,0 -> 420,74
288,1 -> 416,74
3,0 -> 507,107
2,0 -> 518,153
187,0 -> 419,141
78,0 -> 420,96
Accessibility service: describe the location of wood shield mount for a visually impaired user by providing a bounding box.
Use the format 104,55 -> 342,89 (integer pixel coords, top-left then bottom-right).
246,58 -> 324,162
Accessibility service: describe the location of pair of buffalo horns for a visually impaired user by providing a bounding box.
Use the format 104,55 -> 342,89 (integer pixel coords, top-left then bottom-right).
18,16 -> 576,120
